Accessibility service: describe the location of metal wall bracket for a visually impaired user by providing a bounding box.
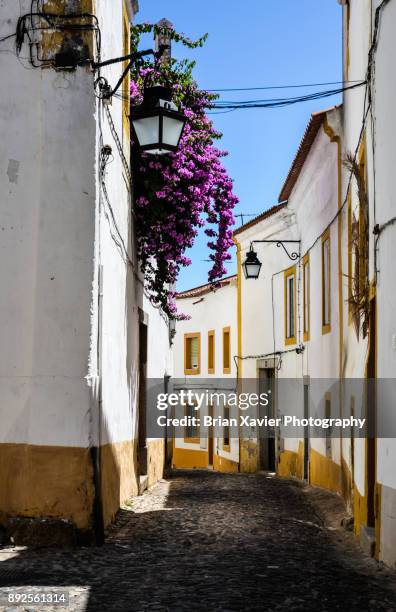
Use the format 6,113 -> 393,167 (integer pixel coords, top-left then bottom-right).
250,239 -> 301,261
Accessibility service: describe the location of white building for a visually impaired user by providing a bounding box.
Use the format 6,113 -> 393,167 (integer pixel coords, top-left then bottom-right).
172,276 -> 239,471
234,106 -> 343,477
0,0 -> 171,544
339,0 -> 396,564
234,204 -> 298,472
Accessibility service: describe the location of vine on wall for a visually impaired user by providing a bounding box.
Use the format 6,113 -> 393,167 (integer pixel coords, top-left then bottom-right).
344,152 -> 369,338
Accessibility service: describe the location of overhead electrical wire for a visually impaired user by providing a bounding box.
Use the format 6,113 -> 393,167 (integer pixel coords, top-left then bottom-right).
211,81 -> 366,110
0,32 -> 17,43
208,80 -> 364,93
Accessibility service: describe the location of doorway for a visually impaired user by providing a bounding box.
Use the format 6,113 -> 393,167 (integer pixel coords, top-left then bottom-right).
208,403 -> 214,467
303,378 -> 310,481
366,296 -> 377,528
258,368 -> 276,471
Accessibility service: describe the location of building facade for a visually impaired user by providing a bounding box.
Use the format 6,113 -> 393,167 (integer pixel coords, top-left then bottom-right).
339,0 -> 396,565
234,107 -> 343,479
173,276 -> 239,472
0,0 -> 171,544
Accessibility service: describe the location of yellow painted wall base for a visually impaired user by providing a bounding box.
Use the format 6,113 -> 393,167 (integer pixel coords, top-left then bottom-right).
148,439 -> 165,488
213,454 -> 239,473
240,439 -> 258,473
353,484 -> 368,538
0,443 -> 95,530
278,442 -> 304,480
340,457 -> 353,511
309,448 -> 342,494
278,449 -> 302,480
0,438 -> 167,534
172,446 -> 209,469
100,439 -> 138,527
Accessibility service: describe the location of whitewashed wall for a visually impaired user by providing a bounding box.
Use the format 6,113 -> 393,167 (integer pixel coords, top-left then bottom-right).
174,280 -> 237,379
341,0 -> 396,565
0,0 -> 171,531
0,0 -> 97,448
285,110 -> 342,467
236,208 -> 298,378
174,279 -> 238,462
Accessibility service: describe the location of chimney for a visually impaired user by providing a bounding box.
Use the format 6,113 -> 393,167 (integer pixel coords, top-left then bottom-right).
155,18 -> 173,64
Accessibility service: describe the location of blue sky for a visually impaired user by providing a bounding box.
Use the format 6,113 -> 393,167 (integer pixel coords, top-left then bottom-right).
136,0 -> 343,291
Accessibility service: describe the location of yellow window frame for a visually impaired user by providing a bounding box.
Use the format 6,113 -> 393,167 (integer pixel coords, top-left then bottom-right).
184,332 -> 201,375
322,228 -> 331,335
222,327 -> 231,374
208,330 -> 215,374
303,253 -> 310,342
284,265 -> 297,345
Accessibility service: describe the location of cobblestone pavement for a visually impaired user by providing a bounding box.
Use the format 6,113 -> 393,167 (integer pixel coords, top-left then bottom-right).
1,471 -> 396,611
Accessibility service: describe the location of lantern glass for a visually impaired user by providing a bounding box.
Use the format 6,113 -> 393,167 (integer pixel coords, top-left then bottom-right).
162,114 -> 185,149
131,95 -> 186,155
132,115 -> 160,148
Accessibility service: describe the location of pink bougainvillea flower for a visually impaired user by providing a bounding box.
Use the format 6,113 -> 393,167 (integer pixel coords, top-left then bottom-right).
130,28 -> 238,318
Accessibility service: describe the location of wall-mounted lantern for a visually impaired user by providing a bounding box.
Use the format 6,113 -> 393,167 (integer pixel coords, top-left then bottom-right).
242,248 -> 262,279
242,239 -> 301,280
131,85 -> 186,155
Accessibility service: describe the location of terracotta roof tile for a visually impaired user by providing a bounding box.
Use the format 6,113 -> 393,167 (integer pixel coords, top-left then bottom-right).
176,274 -> 237,300
278,106 -> 339,202
233,202 -> 287,236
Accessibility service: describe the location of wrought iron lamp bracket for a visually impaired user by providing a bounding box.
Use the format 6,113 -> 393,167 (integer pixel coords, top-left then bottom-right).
250,239 -> 301,261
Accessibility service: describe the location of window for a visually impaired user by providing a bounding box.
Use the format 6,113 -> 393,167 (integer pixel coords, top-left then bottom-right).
303,254 -> 310,342
284,266 -> 296,345
122,5 -> 130,137
184,333 -> 200,375
184,403 -> 200,443
322,230 -> 331,334
208,330 -> 215,374
223,405 -> 230,451
223,327 -> 231,374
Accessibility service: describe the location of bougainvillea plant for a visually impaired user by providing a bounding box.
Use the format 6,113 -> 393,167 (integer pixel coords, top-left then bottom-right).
130,23 -> 238,319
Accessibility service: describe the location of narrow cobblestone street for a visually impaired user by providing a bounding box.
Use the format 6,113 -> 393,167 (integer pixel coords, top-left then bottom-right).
1,471 -> 396,611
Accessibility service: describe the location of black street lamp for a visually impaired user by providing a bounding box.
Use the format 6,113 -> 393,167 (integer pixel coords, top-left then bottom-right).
242,248 -> 262,279
242,240 -> 301,280
93,40 -> 186,156
131,85 -> 186,155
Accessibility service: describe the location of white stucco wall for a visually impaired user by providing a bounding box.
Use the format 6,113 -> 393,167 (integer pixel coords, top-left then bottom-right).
341,0 -> 396,565
286,111 -> 342,466
174,279 -> 238,379
0,0 -> 97,448
0,0 -> 172,457
370,0 -> 396,491
173,277 -> 238,463
236,109 -> 342,466
236,208 -> 298,379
